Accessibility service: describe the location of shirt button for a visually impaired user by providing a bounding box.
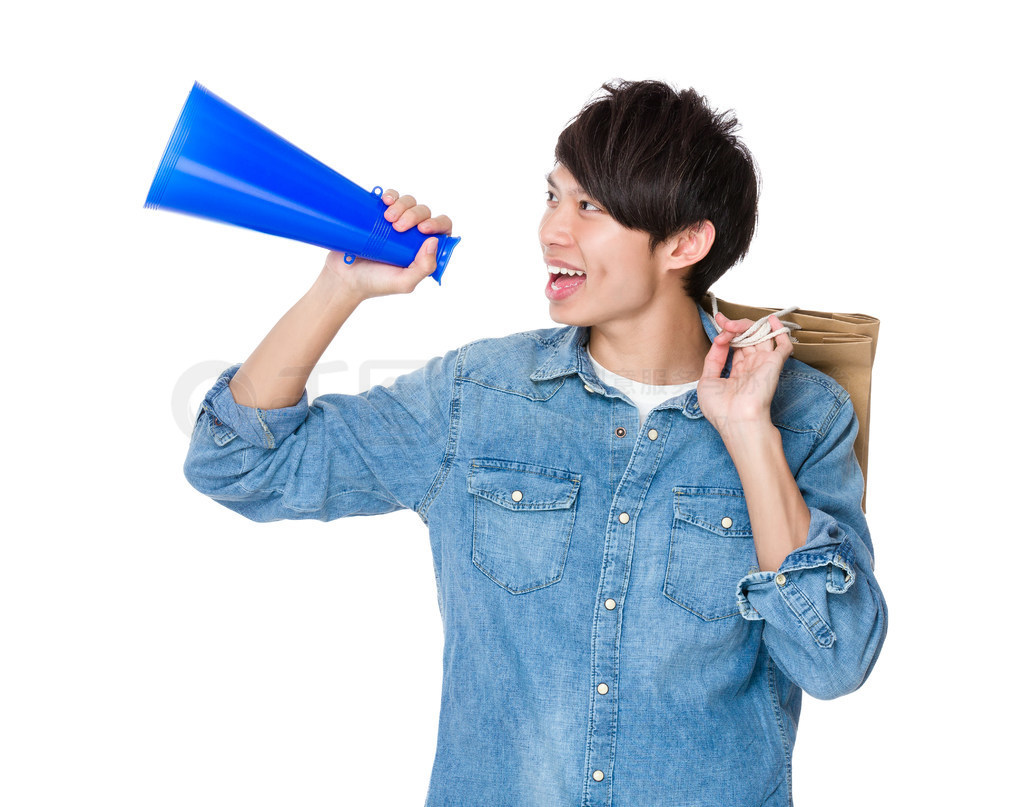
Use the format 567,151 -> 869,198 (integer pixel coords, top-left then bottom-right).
721,516 -> 733,529
647,428 -> 658,440
584,384 -> 595,393
618,512 -> 630,524
592,770 -> 605,782
597,683 -> 609,695
604,598 -> 617,610
614,427 -> 626,437
776,573 -> 787,586
511,490 -> 523,502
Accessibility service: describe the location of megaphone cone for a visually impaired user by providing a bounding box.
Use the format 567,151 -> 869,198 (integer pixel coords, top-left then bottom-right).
145,82 -> 459,283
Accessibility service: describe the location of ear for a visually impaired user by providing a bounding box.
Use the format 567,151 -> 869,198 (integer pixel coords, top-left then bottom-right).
663,221 -> 716,270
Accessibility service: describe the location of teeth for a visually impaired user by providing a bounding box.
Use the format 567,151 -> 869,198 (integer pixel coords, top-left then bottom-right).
548,266 -> 586,277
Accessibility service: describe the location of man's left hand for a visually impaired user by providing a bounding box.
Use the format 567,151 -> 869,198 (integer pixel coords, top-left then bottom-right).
697,312 -> 793,438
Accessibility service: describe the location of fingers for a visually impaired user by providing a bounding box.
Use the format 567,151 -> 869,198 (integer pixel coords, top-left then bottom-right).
381,189 -> 452,235
381,191 -> 418,224
382,193 -> 426,230
716,312 -> 793,356
419,213 -> 453,235
714,312 -> 755,335
715,312 -> 767,354
768,315 -> 794,359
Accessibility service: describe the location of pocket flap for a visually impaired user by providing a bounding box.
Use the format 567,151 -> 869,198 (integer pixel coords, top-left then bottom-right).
468,459 -> 580,510
673,487 -> 753,537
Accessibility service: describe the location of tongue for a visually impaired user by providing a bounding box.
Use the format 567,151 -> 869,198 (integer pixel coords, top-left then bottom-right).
553,274 -> 586,291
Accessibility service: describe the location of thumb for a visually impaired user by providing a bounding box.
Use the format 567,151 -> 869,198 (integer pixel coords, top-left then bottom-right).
409,237 -> 439,282
385,237 -> 438,295
701,330 -> 731,381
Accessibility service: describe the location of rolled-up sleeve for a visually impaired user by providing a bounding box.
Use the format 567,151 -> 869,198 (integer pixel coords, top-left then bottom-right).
736,398 -> 887,700
183,346 -> 463,524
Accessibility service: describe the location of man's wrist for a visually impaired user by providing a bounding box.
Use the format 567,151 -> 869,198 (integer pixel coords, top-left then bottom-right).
716,415 -> 777,452
312,266 -> 367,312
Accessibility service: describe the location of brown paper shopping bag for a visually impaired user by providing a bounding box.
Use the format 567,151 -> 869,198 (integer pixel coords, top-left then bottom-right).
701,295 -> 880,511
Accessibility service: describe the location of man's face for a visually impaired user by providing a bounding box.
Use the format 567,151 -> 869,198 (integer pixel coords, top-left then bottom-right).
539,165 -> 665,328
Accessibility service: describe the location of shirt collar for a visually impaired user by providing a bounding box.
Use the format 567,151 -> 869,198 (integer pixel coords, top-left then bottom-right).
529,304 -> 728,418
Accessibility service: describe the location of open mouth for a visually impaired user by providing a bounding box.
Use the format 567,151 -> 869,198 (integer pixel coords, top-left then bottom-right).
546,265 -> 587,299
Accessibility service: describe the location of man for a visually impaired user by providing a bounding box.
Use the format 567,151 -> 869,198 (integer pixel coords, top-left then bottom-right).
185,80 -> 886,806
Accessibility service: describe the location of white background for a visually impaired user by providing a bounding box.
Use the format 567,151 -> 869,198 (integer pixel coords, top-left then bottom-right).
2,1 -> 1020,804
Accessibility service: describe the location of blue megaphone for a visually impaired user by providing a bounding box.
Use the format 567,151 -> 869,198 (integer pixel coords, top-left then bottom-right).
145,82 -> 459,283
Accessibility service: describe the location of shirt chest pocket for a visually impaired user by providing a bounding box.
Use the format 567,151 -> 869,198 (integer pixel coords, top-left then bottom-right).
663,487 -> 760,621
467,459 -> 581,594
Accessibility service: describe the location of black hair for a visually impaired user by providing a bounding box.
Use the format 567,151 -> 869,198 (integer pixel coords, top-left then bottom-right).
554,79 -> 760,300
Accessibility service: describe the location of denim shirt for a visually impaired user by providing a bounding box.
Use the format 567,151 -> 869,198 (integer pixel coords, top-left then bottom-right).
184,307 -> 887,807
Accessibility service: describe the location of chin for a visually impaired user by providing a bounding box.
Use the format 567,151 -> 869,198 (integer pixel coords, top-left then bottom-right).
548,306 -> 576,324
548,309 -> 594,328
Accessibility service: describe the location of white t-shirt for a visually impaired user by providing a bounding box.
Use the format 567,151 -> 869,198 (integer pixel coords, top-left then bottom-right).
587,344 -> 699,424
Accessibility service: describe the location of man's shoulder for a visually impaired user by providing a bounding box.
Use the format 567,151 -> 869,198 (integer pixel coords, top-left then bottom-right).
454,325 -> 575,398
772,356 -> 852,437
458,325 -> 570,355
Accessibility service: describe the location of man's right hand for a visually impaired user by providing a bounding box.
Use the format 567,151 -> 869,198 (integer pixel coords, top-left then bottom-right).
323,189 -> 453,300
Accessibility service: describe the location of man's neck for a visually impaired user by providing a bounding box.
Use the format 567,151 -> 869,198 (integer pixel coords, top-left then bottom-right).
587,297 -> 711,387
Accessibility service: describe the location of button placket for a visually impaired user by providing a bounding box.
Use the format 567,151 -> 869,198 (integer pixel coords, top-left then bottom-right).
583,411 -> 671,804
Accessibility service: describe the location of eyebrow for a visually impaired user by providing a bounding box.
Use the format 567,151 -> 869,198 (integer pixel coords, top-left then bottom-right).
545,172 -> 583,196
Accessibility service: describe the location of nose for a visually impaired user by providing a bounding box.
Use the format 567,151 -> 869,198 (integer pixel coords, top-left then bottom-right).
539,201 -> 573,248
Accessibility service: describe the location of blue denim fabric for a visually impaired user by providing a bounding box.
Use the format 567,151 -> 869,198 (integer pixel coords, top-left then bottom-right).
184,307 -> 887,807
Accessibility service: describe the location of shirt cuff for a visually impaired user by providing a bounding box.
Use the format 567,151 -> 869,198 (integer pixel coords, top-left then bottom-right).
201,363 -> 309,450
735,508 -> 857,648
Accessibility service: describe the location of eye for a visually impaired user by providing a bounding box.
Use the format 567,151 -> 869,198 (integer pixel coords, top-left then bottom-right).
545,190 -> 557,204
580,200 -> 601,212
